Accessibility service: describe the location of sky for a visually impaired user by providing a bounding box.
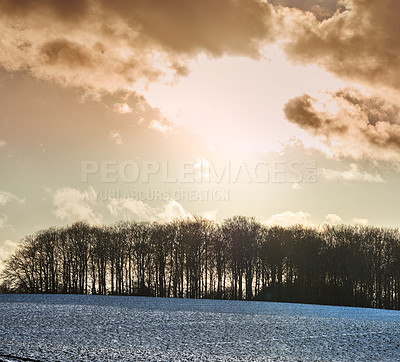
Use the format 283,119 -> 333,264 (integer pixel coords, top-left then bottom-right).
1,0 -> 400,266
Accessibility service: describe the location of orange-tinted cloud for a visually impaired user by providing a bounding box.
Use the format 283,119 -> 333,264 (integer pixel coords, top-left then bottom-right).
270,0 -> 339,20
0,0 -> 88,19
99,0 -> 276,57
0,0 -> 277,93
283,0 -> 400,93
284,89 -> 400,161
41,39 -> 93,68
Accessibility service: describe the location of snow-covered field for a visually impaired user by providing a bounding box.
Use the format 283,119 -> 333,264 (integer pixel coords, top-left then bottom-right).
0,295 -> 399,361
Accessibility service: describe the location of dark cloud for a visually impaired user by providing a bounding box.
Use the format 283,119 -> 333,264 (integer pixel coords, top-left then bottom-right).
284,94 -> 323,131
98,0 -> 276,57
0,0 -> 277,92
41,39 -> 93,68
336,89 -> 400,126
284,0 -> 400,93
284,89 -> 400,161
284,93 -> 348,136
0,0 -> 88,19
281,0 -> 400,162
270,0 -> 339,20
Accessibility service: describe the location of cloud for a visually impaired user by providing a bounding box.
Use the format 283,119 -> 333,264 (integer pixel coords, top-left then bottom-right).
157,200 -> 192,222
149,119 -> 173,134
0,140 -> 6,149
265,210 -> 314,227
292,183 -> 301,190
0,239 -> 18,272
0,11 -> 160,92
352,217 -> 369,226
320,164 -> 385,183
41,39 -> 93,68
283,0 -> 400,94
51,186 -> 102,225
266,210 -> 369,228
194,157 -> 211,182
199,210 -> 218,221
270,0 -> 339,20
108,198 -> 154,221
0,0 -> 278,93
324,213 -> 343,225
108,198 -> 191,222
109,130 -> 124,145
0,190 -> 25,206
0,0 -> 89,19
98,0 -> 276,57
284,89 -> 400,161
283,93 -> 347,136
0,215 -> 11,229
113,102 -> 132,114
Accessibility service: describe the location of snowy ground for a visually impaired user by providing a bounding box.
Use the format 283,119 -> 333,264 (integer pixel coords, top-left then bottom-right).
1,294 -> 400,361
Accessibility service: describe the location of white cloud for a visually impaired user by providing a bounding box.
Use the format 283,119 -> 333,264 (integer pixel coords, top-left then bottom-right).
157,200 -> 192,222
292,183 -> 301,190
324,213 -> 343,225
194,157 -> 211,182
108,198 -> 191,222
109,130 -> 124,145
200,210 -> 218,221
149,119 -> 173,134
108,198 -> 154,221
266,211 -> 367,228
0,190 -> 25,206
320,164 -> 385,183
52,186 -> 102,225
352,218 -> 369,226
0,239 -> 18,260
265,210 -> 314,227
0,239 -> 19,272
113,103 -> 132,114
0,215 -> 11,229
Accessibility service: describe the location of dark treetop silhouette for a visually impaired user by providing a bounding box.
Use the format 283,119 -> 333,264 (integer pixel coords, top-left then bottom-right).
2,216 -> 400,310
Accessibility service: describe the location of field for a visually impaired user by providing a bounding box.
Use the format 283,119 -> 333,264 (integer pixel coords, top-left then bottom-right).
1,295 -> 400,361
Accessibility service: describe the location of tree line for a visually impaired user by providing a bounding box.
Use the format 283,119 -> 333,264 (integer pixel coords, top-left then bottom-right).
2,216 -> 400,310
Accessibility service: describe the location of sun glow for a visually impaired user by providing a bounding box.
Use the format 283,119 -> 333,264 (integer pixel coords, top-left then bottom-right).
140,45 -> 346,156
